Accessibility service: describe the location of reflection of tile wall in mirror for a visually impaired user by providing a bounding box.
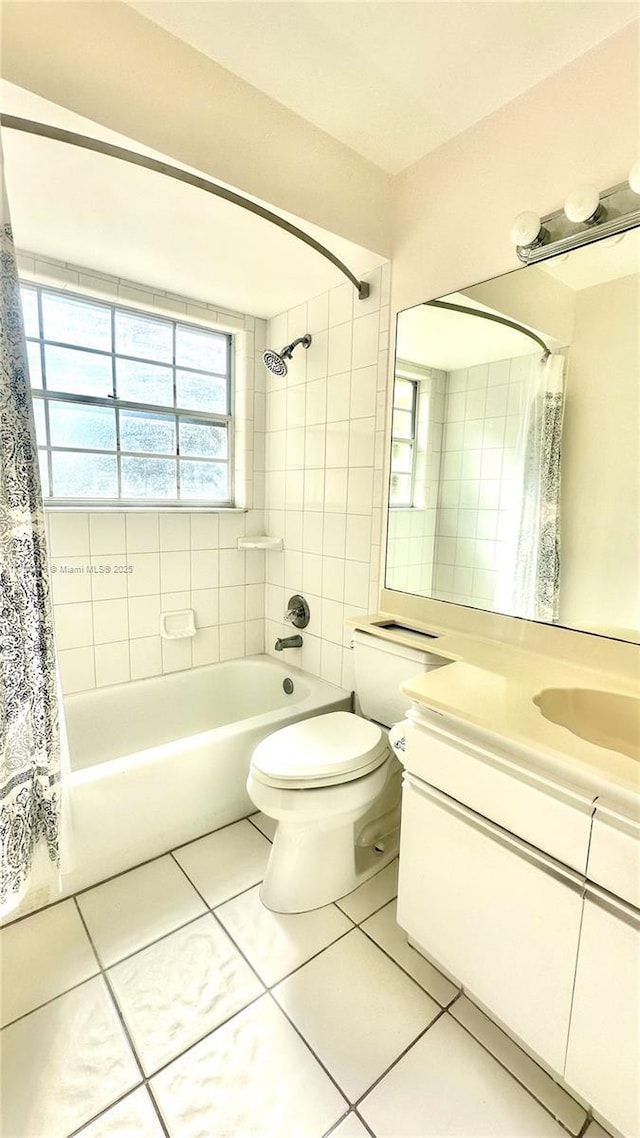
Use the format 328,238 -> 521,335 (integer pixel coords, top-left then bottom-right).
386,226 -> 640,643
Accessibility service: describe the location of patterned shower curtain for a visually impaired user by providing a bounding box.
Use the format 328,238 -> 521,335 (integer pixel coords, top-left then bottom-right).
0,154 -> 61,914
510,353 -> 565,622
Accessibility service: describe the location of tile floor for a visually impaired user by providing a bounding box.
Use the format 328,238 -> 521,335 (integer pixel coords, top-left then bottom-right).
0,814 -> 609,1138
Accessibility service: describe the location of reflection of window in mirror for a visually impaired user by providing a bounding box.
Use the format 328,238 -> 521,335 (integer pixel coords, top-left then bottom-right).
388,361 -> 448,594
390,375 -> 417,507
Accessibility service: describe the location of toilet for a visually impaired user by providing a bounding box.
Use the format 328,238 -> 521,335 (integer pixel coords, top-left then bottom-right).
247,629 -> 446,912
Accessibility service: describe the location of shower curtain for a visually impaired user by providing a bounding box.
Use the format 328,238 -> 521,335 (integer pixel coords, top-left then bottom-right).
509,353 -> 565,622
0,153 -> 62,914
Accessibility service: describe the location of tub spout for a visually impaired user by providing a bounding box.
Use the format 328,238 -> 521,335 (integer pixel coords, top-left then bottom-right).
274,634 -> 303,651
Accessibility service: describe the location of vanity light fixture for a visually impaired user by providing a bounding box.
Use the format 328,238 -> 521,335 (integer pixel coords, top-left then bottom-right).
563,184 -> 605,225
511,174 -> 640,263
509,211 -> 547,252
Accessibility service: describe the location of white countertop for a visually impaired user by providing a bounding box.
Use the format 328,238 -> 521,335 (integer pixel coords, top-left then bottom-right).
349,613 -> 640,814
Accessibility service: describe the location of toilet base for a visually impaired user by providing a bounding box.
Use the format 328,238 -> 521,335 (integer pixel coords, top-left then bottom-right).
259,818 -> 399,914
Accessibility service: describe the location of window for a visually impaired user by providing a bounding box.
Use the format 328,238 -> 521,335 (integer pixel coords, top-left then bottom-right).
21,284 -> 233,505
389,375 -> 417,507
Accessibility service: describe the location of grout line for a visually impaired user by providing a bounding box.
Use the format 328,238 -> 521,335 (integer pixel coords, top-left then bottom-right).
145,1082 -> 172,1138
447,1004 -> 589,1137
352,1107 -> 378,1137
320,1109 -> 353,1138
0,968 -> 101,1034
336,882 -> 399,926
137,991 -> 267,1084
353,1006 -> 448,1109
0,811 -> 259,932
357,917 -> 459,1009
72,897 -> 145,1084
245,813 -> 275,843
97,908 -> 210,972
265,990 -> 350,1110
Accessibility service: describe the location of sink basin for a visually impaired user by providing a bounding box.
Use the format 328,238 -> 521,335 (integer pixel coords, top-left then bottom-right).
533,688 -> 640,761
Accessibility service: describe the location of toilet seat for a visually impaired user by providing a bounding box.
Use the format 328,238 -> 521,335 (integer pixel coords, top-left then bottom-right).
250,711 -> 390,789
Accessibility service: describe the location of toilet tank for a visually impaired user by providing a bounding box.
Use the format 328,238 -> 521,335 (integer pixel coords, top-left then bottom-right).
352,629 -> 450,728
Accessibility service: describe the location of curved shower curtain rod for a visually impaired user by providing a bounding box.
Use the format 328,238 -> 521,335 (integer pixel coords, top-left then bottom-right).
0,114 -> 371,301
425,298 -> 551,358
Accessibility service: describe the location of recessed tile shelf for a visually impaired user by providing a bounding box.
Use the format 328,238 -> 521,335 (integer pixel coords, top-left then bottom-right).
237,536 -> 283,550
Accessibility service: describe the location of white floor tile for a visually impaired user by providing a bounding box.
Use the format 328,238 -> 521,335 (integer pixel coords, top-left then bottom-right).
249,811 -> 277,841
173,820 -> 271,907
450,996 -> 587,1135
107,913 -> 263,1074
329,1113 -> 371,1137
0,899 -> 98,1027
75,1087 -> 165,1137
360,1014 -> 569,1137
151,994 -> 347,1138
336,860 -> 398,924
215,885 -> 353,985
0,976 -> 140,1138
361,900 -> 458,1008
77,855 -> 207,966
273,928 -> 440,1102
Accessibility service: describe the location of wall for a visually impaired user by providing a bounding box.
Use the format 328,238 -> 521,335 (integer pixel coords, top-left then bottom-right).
560,273 -> 639,636
263,264 -> 390,689
18,251 -> 269,694
387,22 -> 640,664
1,0 -> 391,257
392,24 -> 639,314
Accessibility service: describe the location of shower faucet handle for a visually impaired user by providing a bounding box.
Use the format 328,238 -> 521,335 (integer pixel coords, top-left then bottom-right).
285,594 -> 310,629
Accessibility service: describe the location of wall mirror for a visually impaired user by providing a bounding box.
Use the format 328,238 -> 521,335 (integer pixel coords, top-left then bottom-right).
386,225 -> 639,643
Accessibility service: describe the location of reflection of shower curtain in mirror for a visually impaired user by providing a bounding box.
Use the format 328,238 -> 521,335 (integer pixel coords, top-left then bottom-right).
504,354 -> 565,622
0,157 -> 62,914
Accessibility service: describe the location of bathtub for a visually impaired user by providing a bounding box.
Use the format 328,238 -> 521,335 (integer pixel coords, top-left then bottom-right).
58,656 -> 350,897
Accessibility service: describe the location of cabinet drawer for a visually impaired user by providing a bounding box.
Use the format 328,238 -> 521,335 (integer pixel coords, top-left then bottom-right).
404,715 -> 593,871
588,803 -> 640,909
398,775 -> 584,1073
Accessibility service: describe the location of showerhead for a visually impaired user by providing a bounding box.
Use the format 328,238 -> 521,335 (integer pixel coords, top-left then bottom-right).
263,334 -> 312,377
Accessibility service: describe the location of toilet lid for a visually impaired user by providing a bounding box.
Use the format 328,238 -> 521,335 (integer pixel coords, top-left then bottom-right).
251,711 -> 388,784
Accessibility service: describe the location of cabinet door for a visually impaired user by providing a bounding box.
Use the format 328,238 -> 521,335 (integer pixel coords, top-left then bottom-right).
565,887 -> 640,1138
397,775 -> 584,1073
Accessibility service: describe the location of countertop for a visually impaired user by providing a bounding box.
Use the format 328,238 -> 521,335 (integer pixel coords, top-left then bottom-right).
348,613 -> 640,815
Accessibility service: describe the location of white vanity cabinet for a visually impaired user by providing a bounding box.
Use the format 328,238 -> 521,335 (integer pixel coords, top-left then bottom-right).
564,887 -> 640,1138
398,709 -> 640,1137
398,774 -> 584,1072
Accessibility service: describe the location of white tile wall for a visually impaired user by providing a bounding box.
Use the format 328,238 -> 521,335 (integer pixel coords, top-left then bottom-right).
432,355 -> 527,610
387,354 -> 530,611
25,252 -> 392,695
49,509 -> 266,694
264,264 -> 391,688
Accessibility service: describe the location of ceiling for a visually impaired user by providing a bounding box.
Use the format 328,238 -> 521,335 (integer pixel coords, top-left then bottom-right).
0,83 -> 384,319
127,1 -> 638,174
2,4 -> 637,318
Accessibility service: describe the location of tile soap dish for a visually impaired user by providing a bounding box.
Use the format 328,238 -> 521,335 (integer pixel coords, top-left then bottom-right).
237,536 -> 283,550
160,609 -> 196,640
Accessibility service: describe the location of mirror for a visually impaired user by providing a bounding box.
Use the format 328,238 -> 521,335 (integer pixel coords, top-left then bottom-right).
386,227 -> 640,643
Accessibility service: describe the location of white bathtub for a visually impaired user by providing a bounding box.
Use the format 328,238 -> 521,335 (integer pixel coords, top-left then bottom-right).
59,656 -> 350,896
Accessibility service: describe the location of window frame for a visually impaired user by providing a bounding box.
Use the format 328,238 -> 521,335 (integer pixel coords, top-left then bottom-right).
22,282 -> 235,509
389,370 -> 418,508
